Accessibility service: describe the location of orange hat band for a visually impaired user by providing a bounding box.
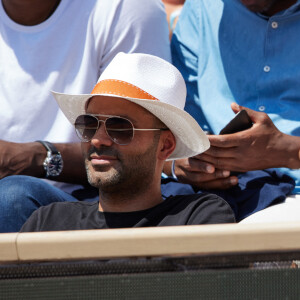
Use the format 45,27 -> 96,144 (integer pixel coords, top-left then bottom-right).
91,79 -> 159,101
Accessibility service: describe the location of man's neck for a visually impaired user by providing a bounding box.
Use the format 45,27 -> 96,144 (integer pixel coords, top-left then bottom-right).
263,0 -> 297,16
98,183 -> 163,213
2,0 -> 61,25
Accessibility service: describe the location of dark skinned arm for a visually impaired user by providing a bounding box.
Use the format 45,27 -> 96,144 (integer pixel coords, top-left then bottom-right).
165,103 -> 300,190
0,141 -> 88,185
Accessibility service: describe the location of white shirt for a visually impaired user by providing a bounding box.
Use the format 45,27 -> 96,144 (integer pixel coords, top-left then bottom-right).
0,0 -> 171,191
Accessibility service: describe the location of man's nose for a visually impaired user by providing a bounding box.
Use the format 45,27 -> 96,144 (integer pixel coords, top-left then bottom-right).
90,121 -> 113,147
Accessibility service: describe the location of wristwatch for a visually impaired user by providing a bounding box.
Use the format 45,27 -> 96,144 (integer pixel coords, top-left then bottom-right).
36,140 -> 63,178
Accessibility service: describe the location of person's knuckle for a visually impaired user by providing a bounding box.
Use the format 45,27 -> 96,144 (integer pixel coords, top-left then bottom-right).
258,112 -> 270,124
215,158 -> 223,169
209,146 -> 219,156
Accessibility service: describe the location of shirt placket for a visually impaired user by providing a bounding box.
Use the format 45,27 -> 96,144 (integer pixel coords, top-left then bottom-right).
256,16 -> 281,113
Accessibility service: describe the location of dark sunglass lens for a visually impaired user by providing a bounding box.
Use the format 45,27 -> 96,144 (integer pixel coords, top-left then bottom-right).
74,115 -> 98,142
105,117 -> 133,145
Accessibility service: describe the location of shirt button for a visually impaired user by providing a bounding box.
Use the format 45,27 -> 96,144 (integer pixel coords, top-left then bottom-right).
259,106 -> 265,112
264,65 -> 270,72
271,21 -> 278,29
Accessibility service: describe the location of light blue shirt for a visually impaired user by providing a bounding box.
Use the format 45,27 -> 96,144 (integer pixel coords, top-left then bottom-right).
171,0 -> 300,192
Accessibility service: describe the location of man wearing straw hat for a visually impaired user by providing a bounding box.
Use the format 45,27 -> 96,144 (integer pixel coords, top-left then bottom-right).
21,53 -> 235,232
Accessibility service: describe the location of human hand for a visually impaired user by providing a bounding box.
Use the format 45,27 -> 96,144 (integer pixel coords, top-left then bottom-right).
173,156 -> 238,190
0,140 -> 44,178
202,103 -> 300,172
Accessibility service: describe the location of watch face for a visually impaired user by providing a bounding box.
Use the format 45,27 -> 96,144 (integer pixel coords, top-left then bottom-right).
45,154 -> 64,177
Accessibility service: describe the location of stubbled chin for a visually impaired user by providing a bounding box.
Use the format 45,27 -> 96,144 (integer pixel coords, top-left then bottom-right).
245,5 -> 262,12
240,0 -> 263,12
86,162 -> 120,188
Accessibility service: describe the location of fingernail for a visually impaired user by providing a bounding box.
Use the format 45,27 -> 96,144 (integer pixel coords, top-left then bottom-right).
230,177 -> 238,184
222,170 -> 230,177
206,165 -> 214,173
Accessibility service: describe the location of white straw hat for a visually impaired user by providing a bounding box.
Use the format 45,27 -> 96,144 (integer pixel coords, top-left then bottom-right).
52,52 -> 209,160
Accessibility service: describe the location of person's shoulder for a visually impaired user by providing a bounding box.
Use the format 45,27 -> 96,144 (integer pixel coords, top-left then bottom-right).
170,192 -> 225,204
119,0 -> 164,7
168,193 -> 236,224
20,201 -> 99,232
118,0 -> 167,19
35,200 -> 98,216
182,0 -> 226,13
44,200 -> 98,210
91,0 -> 167,33
94,0 -> 164,11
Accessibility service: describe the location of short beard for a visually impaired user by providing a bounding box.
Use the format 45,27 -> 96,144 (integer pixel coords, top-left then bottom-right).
85,146 -> 120,191
85,132 -> 161,199
261,0 -> 278,13
243,0 -> 285,14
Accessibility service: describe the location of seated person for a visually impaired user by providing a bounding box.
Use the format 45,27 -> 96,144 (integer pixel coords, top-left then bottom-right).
20,52 -> 235,232
167,0 -> 300,222
0,0 -> 171,233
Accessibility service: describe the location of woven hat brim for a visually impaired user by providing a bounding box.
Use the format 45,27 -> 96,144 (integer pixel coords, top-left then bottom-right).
52,91 -> 210,160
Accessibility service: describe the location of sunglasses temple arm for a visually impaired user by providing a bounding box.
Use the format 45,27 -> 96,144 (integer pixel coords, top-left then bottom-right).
133,128 -> 168,131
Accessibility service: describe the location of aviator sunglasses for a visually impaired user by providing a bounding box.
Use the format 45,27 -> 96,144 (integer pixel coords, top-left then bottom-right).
75,114 -> 168,145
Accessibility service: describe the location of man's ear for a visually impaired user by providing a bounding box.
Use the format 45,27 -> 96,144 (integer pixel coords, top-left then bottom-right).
157,131 -> 176,161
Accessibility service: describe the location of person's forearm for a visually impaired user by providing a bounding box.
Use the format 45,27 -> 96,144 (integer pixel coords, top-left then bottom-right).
282,134 -> 300,170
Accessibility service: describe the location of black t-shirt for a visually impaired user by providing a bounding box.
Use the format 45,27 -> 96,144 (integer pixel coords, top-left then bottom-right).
20,193 -> 235,232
